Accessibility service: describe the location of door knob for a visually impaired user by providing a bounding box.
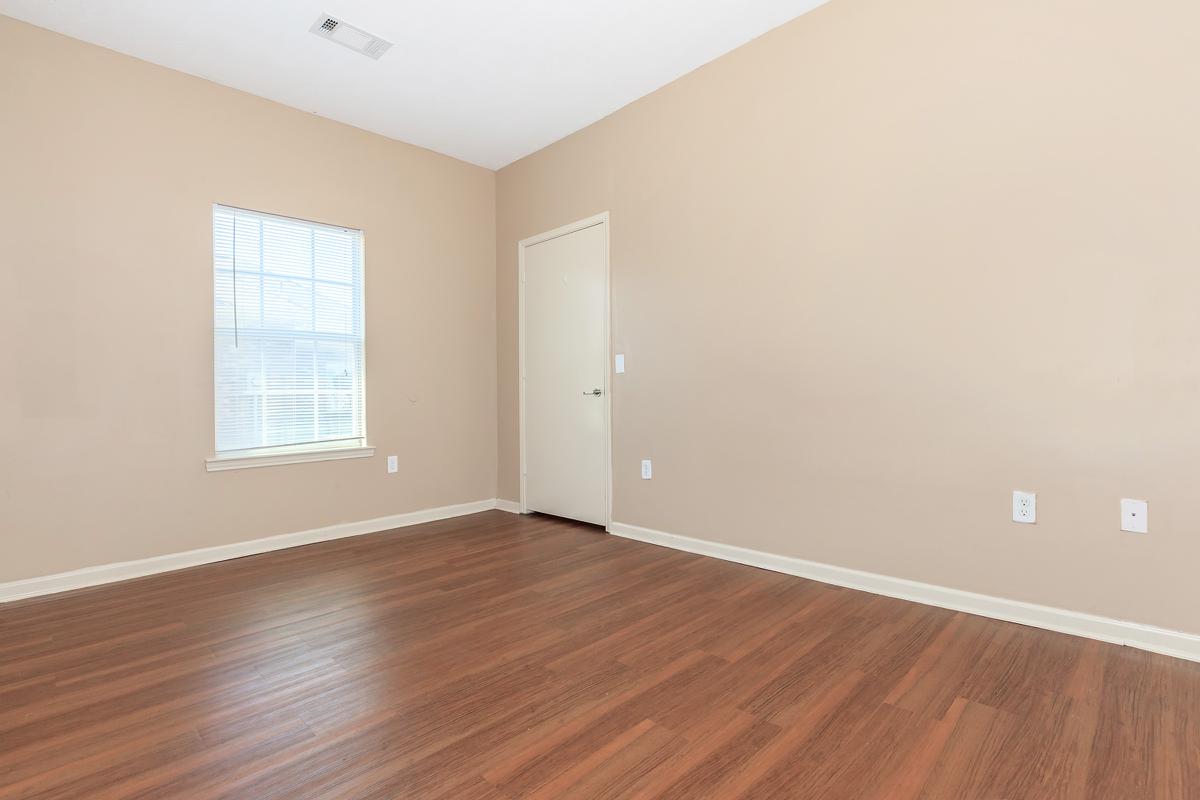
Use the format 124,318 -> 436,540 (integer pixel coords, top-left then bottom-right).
583,388 -> 603,396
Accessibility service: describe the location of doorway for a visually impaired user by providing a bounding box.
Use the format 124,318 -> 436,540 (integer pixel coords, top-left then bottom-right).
519,213 -> 611,526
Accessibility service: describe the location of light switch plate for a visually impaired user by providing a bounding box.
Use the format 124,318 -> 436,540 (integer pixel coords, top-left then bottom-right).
615,354 -> 625,374
1121,498 -> 1148,533
387,455 -> 398,474
1012,490 -> 1036,524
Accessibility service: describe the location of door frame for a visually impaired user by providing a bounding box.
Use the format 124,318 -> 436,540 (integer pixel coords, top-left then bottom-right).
518,211 -> 612,528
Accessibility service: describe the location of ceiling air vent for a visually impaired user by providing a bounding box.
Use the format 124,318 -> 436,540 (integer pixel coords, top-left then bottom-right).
309,15 -> 392,60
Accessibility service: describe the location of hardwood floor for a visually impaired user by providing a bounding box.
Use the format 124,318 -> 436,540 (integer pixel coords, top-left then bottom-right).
1,510 -> 1197,799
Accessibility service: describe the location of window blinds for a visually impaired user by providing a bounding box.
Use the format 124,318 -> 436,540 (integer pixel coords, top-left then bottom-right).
212,205 -> 365,455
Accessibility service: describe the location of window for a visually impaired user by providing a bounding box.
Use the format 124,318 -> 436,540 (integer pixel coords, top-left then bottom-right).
209,205 -> 367,468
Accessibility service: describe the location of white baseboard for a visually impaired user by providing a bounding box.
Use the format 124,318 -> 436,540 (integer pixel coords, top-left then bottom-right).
494,499 -> 523,514
0,499 -> 510,604
608,521 -> 1200,664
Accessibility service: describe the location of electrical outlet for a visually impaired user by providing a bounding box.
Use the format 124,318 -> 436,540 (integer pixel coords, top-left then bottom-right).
1121,498 -> 1148,533
641,459 -> 652,480
387,455 -> 398,474
1012,490 -> 1036,524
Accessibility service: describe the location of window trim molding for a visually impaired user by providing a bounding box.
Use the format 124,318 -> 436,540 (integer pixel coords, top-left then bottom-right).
205,443 -> 375,472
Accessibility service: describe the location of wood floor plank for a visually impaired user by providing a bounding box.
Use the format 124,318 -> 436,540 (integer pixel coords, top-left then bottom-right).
1,510 -> 1197,798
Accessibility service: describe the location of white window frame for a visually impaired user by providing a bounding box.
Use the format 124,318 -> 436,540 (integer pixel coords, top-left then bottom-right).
205,204 -> 372,472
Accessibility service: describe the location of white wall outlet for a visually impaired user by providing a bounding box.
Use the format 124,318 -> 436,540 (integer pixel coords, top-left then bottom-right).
1012,490 -> 1036,524
387,455 -> 398,474
615,353 -> 625,374
1121,498 -> 1148,533
641,459 -> 652,479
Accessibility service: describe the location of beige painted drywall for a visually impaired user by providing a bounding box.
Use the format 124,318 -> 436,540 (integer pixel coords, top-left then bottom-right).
0,15 -> 497,583
497,0 -> 1200,633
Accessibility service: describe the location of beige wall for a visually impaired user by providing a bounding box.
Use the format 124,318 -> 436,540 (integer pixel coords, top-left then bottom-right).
5,1 -> 1200,634
0,16 -> 497,582
497,0 -> 1200,633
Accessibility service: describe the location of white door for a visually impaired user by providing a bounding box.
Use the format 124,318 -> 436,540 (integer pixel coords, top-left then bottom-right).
522,218 -> 608,526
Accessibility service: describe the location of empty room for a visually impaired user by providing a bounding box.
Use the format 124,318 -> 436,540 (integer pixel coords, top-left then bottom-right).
1,0 -> 1198,797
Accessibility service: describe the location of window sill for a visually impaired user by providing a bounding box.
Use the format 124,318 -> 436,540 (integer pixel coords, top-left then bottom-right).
205,444 -> 375,472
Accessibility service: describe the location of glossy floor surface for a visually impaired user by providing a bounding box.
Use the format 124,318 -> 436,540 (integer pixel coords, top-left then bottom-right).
2,511 -> 1197,799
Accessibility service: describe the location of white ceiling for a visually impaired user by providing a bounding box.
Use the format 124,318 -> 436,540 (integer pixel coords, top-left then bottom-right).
0,0 -> 830,169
